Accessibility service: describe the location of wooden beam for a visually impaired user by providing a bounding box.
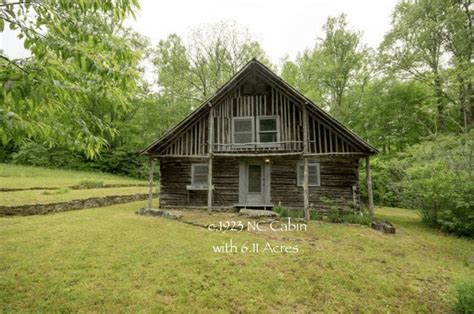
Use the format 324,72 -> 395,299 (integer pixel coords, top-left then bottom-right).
302,104 -> 309,221
208,105 -> 214,213
147,157 -> 154,209
365,156 -> 374,215
303,157 -> 309,222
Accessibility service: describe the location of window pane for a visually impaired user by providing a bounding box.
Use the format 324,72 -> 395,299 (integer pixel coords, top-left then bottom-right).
298,165 -> 304,186
248,165 -> 262,193
234,133 -> 253,143
259,132 -> 277,143
308,165 -> 318,176
194,165 -> 208,175
193,164 -> 208,186
194,174 -> 208,186
234,119 -> 252,132
298,164 -> 319,186
259,118 -> 277,131
309,175 -> 318,185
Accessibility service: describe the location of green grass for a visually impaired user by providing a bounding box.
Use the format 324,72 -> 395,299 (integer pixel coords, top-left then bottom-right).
0,203 -> 472,312
0,163 -> 146,189
0,186 -> 150,206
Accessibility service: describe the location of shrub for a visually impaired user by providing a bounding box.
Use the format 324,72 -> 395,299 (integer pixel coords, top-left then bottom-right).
315,209 -> 372,225
400,135 -> 474,237
453,281 -> 474,314
273,204 -> 304,219
274,203 -> 371,226
75,180 -> 104,189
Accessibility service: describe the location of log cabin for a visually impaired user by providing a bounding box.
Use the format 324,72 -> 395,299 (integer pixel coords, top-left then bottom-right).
141,59 -> 377,219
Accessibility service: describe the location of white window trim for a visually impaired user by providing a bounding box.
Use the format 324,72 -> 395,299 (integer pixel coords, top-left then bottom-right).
191,163 -> 208,187
232,117 -> 255,145
296,162 -> 321,187
257,115 -> 280,145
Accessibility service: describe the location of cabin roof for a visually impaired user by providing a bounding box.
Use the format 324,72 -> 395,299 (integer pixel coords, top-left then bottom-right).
141,58 -> 378,155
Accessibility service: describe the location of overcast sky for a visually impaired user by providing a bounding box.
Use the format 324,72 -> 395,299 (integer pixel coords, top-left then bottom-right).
1,0 -> 398,67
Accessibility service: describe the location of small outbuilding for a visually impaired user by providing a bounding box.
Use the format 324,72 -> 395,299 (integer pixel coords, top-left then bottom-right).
142,59 -> 377,219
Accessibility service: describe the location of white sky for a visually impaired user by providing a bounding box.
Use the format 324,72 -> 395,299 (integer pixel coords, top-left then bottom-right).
1,0 -> 398,69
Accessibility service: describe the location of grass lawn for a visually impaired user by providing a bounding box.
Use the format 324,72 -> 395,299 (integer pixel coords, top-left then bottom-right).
0,163 -> 147,189
0,186 -> 151,206
0,203 -> 472,312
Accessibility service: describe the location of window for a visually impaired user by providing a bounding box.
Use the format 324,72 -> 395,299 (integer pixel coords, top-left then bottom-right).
258,116 -> 278,144
297,162 -> 320,186
191,163 -> 208,187
233,117 -> 254,144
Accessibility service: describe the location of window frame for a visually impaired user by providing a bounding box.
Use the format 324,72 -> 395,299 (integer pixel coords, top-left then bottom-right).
191,163 -> 209,187
257,116 -> 280,145
232,117 -> 255,146
296,162 -> 321,187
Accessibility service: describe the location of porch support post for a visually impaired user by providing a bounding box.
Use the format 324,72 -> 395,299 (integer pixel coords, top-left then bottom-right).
365,156 -> 374,215
147,157 -> 154,209
207,104 -> 214,213
302,103 -> 310,221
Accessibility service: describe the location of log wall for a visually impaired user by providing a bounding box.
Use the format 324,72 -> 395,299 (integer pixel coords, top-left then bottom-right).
159,157 -> 240,208
271,156 -> 360,209
159,156 -> 360,210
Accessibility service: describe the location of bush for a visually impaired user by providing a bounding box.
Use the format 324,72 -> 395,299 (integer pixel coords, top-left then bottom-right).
453,281 -> 474,313
316,209 -> 372,225
6,142 -> 151,179
274,203 -> 371,225
399,132 -> 474,237
273,205 -> 304,219
361,132 -> 473,237
75,180 -> 104,189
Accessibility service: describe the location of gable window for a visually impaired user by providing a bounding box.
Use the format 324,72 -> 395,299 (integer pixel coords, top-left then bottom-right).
297,162 -> 320,186
257,116 -> 279,143
233,117 -> 254,144
191,163 -> 208,187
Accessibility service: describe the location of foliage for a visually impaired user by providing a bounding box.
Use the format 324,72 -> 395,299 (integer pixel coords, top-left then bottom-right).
310,209 -> 372,225
348,79 -> 435,154
153,21 -> 273,108
364,132 -> 474,236
273,205 -> 304,219
380,0 -> 473,132
0,0 -> 143,158
273,203 -> 371,225
452,281 -> 474,314
281,14 -> 371,116
6,143 -> 149,179
75,180 -> 104,189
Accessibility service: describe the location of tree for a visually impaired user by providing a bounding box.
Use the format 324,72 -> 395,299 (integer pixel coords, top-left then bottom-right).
153,21 -> 272,107
442,0 -> 473,132
282,14 -> 370,119
381,0 -> 452,133
0,0 -> 142,158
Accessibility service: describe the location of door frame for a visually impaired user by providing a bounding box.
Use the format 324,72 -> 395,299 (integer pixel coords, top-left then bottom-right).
238,159 -> 271,205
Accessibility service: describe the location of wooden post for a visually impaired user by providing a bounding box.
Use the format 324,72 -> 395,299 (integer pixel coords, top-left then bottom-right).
365,156 -> 374,215
302,103 -> 310,221
148,157 -> 153,209
207,104 -> 214,213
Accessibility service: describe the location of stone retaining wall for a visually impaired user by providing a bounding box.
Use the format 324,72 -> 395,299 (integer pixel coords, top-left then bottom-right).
0,183 -> 149,192
0,193 -> 155,216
